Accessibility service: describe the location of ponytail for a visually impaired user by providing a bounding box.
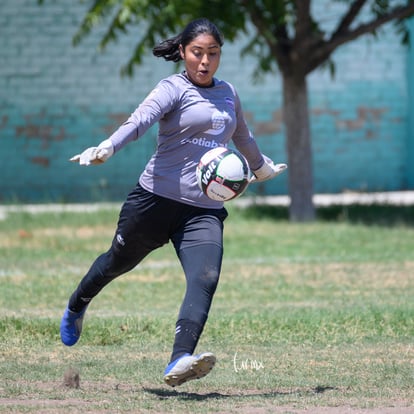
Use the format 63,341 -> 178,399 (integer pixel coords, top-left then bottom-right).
152,34 -> 183,62
152,18 -> 223,62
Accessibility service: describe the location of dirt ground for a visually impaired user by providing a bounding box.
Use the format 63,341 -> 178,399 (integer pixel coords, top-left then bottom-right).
239,407 -> 414,414
1,382 -> 413,414
1,398 -> 412,414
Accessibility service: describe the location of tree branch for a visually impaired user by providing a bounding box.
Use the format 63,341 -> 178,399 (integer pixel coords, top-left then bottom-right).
239,0 -> 272,45
332,0 -> 368,38
306,3 -> 414,74
240,0 -> 291,71
330,3 -> 414,52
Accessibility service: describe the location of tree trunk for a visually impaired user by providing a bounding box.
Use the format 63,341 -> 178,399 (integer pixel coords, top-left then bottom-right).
282,73 -> 315,221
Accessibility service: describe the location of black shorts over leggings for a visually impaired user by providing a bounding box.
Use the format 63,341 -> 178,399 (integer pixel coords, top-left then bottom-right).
112,183 -> 228,259
69,183 -> 228,326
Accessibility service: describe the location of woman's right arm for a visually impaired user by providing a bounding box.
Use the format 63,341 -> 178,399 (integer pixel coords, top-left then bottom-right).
70,79 -> 178,165
109,80 -> 178,152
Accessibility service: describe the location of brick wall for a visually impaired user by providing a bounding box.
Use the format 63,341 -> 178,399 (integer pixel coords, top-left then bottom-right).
407,18 -> 414,188
0,0 -> 412,202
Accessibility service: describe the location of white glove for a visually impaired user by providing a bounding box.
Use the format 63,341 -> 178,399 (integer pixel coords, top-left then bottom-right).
250,155 -> 287,183
69,139 -> 114,166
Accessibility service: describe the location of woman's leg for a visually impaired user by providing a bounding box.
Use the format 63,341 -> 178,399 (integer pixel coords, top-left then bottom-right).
170,243 -> 223,361
61,184 -> 171,345
163,210 -> 226,387
66,184 -> 173,312
169,209 -> 227,363
67,247 -> 148,312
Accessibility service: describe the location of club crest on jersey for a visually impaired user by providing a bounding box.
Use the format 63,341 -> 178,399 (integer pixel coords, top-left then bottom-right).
205,110 -> 228,136
225,97 -> 235,110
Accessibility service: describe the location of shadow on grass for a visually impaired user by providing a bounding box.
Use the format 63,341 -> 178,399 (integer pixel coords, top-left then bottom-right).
233,204 -> 414,226
143,385 -> 337,401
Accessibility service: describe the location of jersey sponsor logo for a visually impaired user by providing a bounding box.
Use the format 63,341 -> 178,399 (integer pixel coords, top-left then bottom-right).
182,137 -> 224,149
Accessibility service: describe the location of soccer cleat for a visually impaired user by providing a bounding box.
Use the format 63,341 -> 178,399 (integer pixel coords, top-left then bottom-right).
60,306 -> 87,346
163,352 -> 216,387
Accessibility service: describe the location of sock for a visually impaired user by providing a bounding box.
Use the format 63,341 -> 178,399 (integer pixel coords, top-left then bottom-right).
68,291 -> 92,313
170,319 -> 204,363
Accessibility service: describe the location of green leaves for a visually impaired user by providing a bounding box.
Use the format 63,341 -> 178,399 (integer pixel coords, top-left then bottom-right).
39,0 -> 414,78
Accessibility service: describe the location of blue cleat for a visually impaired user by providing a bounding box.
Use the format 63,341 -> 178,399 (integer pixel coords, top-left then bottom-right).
163,352 -> 216,387
60,306 -> 87,346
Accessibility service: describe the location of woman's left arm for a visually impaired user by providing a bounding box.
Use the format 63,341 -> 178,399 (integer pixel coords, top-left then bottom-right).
231,91 -> 287,181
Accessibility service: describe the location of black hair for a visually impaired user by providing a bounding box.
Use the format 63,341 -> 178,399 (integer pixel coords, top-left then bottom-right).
153,18 -> 224,62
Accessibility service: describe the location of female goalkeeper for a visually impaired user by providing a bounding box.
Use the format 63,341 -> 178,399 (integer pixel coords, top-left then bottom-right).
60,17 -> 286,387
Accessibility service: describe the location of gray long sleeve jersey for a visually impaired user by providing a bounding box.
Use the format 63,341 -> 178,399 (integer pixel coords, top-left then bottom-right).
108,72 -> 265,209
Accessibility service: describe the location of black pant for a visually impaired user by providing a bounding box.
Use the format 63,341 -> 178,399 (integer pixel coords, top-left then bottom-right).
68,183 -> 227,356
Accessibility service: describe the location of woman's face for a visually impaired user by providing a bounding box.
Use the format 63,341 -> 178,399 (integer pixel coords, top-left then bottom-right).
180,34 -> 221,87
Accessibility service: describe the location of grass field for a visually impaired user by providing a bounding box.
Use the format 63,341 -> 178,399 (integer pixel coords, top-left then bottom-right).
0,203 -> 413,413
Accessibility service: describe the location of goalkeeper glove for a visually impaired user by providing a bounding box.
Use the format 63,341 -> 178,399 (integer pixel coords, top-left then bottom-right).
69,139 -> 114,166
251,155 -> 287,183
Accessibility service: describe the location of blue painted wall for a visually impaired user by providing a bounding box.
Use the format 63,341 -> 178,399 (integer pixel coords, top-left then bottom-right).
407,18 -> 414,188
0,1 -> 412,202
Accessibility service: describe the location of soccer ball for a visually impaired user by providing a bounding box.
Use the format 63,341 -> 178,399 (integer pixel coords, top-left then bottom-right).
196,147 -> 250,201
